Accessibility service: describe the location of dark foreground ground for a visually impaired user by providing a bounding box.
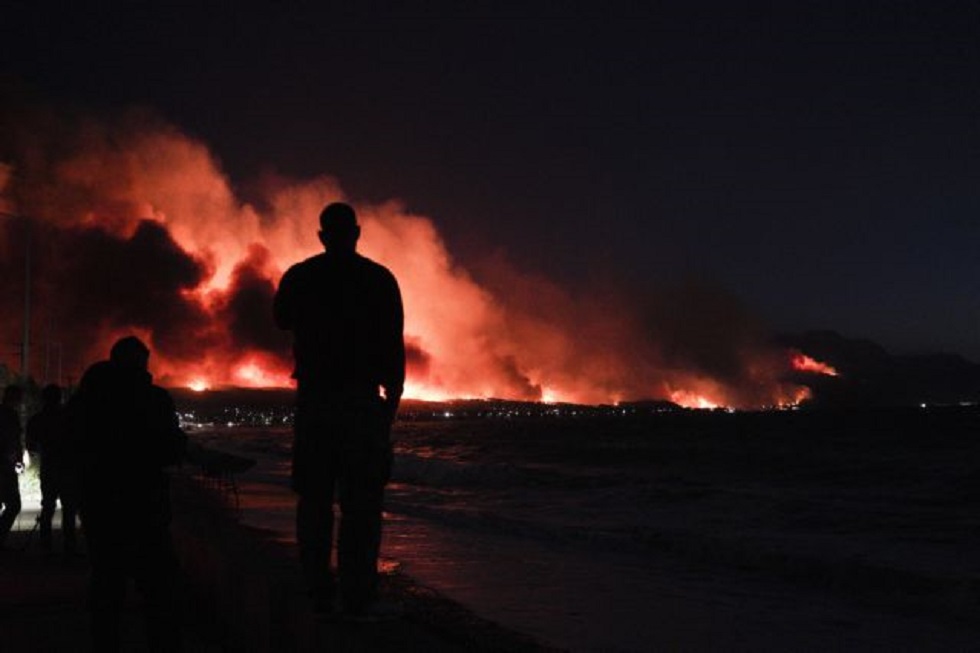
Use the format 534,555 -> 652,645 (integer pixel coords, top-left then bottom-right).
4,405 -> 980,651
0,473 -> 548,652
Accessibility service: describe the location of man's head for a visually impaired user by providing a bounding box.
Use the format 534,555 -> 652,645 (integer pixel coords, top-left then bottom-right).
109,336 -> 151,371
40,384 -> 62,408
2,385 -> 23,408
318,202 -> 360,252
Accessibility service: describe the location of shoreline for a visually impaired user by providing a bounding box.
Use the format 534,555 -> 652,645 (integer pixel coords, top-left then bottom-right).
0,470 -> 552,652
171,471 -> 552,652
5,429 -> 980,651
187,416 -> 980,651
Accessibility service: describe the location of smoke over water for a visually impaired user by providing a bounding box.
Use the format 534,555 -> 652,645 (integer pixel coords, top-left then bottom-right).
0,109 -> 821,408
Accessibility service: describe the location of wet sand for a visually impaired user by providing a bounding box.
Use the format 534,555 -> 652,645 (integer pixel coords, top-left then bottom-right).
0,473 -> 547,652
0,502 -> 227,652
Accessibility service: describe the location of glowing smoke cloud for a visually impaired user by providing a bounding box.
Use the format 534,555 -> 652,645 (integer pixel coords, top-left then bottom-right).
0,109 -> 819,408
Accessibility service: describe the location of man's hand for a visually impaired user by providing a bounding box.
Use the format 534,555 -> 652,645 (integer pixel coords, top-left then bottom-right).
383,397 -> 401,423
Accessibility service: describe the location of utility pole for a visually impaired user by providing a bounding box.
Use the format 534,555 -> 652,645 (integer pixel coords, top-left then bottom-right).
21,219 -> 31,381
1,211 -> 32,382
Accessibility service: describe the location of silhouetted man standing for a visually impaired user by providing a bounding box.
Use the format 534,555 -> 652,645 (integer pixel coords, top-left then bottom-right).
71,336 -> 187,652
274,202 -> 405,616
0,385 -> 24,548
27,384 -> 79,556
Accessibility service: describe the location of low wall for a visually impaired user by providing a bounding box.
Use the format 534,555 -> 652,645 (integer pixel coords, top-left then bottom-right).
169,473 -> 316,652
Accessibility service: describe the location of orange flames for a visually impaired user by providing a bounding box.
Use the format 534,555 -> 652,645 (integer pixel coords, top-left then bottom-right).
668,390 -> 720,410
1,112 -> 828,409
791,353 -> 839,377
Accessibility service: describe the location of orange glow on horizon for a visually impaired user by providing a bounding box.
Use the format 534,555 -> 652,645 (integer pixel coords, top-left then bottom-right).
402,381 -> 456,403
540,388 -> 563,404
233,361 -> 291,388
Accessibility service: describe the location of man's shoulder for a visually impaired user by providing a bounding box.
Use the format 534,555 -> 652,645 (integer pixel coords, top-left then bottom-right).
283,253 -> 328,277
0,406 -> 18,437
354,253 -> 396,280
79,360 -> 113,386
82,360 -> 113,376
149,384 -> 176,407
285,252 -> 395,283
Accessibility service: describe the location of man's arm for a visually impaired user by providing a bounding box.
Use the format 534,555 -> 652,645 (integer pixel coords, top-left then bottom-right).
0,414 -> 20,465
273,266 -> 296,331
25,416 -> 39,454
381,272 -> 406,420
2,414 -> 24,466
13,418 -> 22,463
151,388 -> 188,467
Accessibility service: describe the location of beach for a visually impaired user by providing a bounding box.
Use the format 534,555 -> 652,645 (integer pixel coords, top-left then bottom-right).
0,470 -> 547,652
4,407 -> 980,651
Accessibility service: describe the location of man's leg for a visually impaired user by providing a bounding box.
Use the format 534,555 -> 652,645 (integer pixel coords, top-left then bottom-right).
293,394 -> 340,612
38,471 -> 56,552
136,535 -> 182,653
336,417 -> 390,614
297,490 -> 336,612
62,498 -> 79,555
336,498 -> 383,613
0,466 -> 22,545
62,476 -> 81,555
88,534 -> 127,653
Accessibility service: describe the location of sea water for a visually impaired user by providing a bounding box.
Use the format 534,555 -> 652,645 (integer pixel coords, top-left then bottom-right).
190,409 -> 980,651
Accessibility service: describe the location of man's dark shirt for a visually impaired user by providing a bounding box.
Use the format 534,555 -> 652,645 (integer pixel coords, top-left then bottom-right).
70,361 -> 186,530
274,250 -> 405,401
0,405 -> 21,468
27,407 -> 72,473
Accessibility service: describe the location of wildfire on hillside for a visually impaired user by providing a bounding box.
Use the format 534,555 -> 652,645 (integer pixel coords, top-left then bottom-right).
791,352 -> 839,377
0,111 -> 836,409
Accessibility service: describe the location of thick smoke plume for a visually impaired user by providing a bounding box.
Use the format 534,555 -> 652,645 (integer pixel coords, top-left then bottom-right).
0,107 -> 812,407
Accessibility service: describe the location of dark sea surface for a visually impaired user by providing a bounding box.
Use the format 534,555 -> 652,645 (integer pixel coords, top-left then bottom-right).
191,407 -> 980,651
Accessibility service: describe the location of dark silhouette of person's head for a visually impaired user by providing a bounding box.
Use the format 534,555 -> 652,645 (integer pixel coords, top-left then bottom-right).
318,202 -> 360,253
2,385 -> 23,408
110,336 -> 151,371
40,384 -> 62,408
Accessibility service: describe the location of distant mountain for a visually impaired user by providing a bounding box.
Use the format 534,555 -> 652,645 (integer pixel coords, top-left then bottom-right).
168,332 -> 980,412
777,330 -> 980,407
170,386 -> 296,411
168,388 -> 685,423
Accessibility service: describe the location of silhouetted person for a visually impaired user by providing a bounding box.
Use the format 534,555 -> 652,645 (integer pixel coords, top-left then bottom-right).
27,384 -> 79,556
0,385 -> 24,548
70,336 -> 187,652
274,202 -> 405,616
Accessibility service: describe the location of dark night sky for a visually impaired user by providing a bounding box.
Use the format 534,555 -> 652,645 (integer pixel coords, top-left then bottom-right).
3,2 -> 979,359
